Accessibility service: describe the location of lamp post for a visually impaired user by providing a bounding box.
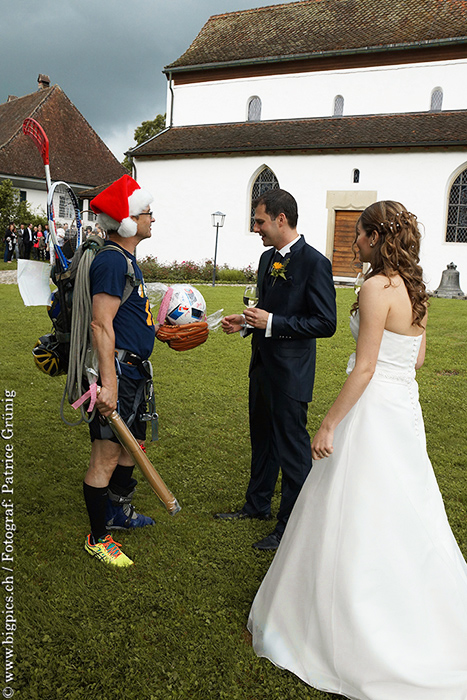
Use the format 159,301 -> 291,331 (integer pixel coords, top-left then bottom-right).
211,211 -> 225,286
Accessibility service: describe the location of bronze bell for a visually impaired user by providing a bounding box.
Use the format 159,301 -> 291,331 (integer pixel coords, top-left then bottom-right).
433,262 -> 465,298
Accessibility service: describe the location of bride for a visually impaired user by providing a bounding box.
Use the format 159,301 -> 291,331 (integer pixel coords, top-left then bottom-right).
248,201 -> 467,700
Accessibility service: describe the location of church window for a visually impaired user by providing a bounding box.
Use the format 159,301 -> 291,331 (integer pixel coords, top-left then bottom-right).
248,96 -> 262,121
430,87 -> 443,112
446,169 -> 467,242
250,167 -> 280,232
333,95 -> 344,117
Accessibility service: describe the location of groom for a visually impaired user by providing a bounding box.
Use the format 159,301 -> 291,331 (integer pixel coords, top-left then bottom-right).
216,189 -> 336,549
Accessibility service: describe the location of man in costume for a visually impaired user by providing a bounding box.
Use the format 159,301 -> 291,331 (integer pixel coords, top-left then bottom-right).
216,189 -> 336,550
83,174 -> 157,567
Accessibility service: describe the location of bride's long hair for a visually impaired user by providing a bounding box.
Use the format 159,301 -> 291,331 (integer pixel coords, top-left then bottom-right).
351,201 -> 428,327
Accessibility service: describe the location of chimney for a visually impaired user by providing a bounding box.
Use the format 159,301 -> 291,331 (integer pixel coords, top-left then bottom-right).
7,96 -> 18,102
37,74 -> 51,89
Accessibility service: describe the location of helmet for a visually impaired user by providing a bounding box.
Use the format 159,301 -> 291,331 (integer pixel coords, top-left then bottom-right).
32,334 -> 67,377
166,285 -> 206,326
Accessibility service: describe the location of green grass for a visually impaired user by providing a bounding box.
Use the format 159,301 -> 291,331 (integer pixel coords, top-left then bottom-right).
0,284 -> 466,699
0,260 -> 17,271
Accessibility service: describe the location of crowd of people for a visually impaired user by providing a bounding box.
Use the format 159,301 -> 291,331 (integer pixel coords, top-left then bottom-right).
3,222 -> 50,262
3,221 -> 105,263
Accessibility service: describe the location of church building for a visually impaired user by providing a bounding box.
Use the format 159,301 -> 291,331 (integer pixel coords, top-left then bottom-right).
130,0 -> 467,288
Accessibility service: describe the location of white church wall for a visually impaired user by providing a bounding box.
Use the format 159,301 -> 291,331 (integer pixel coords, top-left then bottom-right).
25,188 -> 47,216
136,156 -> 266,270
170,59 -> 467,127
135,150 -> 467,290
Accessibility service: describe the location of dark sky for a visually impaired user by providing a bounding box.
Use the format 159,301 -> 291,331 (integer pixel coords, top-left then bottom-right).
1,0 -> 297,162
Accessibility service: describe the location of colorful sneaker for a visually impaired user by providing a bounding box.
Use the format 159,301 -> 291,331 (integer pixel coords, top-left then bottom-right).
106,500 -> 155,530
84,534 -> 134,567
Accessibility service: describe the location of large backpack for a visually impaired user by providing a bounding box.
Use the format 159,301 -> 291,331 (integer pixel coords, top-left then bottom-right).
32,235 -> 139,423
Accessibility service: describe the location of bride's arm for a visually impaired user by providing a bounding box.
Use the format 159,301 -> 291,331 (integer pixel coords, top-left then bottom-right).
311,278 -> 390,460
415,313 -> 427,369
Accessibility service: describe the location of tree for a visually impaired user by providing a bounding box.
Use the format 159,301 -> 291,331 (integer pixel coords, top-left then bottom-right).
122,114 -> 166,171
0,179 -> 46,236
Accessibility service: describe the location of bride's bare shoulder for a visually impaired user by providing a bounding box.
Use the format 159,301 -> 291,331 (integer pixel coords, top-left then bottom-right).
360,274 -> 397,295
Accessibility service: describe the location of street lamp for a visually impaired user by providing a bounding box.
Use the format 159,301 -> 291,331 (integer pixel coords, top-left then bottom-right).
211,211 -> 226,286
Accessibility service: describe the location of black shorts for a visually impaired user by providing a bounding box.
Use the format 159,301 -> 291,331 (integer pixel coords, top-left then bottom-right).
89,373 -> 148,443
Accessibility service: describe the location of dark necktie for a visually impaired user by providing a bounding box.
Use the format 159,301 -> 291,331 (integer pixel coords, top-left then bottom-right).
269,249 -> 282,271
265,250 -> 283,290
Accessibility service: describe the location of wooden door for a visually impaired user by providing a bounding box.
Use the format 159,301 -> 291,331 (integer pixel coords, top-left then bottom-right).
332,210 -> 362,277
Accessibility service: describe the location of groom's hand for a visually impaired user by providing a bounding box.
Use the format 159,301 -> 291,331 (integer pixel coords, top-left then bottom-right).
244,307 -> 269,330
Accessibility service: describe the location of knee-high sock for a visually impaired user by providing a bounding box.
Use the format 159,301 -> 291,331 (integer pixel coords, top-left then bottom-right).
83,482 -> 108,542
109,464 -> 135,490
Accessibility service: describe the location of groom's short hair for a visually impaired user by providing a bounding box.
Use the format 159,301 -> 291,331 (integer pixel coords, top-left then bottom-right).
253,188 -> 298,229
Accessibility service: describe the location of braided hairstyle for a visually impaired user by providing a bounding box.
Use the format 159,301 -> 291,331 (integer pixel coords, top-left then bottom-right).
352,201 -> 428,327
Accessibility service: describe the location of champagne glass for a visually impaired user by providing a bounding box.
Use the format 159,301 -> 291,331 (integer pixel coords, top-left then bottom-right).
243,284 -> 259,308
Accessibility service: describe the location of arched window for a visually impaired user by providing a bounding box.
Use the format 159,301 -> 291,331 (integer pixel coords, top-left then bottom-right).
446,168 -> 467,242
250,167 -> 280,231
430,87 -> 443,112
353,169 -> 360,184
247,96 -> 262,121
333,95 -> 344,117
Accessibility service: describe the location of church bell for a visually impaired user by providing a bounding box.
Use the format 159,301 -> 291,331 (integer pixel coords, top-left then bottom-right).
433,262 -> 465,298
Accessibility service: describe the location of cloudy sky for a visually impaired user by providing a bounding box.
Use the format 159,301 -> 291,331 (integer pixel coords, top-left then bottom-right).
1,0 -> 297,163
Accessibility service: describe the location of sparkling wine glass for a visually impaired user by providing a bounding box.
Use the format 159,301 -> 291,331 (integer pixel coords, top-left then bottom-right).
243,284 -> 259,308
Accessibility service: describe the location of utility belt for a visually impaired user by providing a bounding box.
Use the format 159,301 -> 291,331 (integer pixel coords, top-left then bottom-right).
115,349 -> 152,378
115,348 -> 158,441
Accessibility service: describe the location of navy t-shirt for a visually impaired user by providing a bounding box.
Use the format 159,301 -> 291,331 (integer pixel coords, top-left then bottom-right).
90,242 -> 156,377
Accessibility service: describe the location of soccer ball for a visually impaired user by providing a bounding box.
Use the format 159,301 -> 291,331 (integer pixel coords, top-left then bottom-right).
166,285 -> 206,325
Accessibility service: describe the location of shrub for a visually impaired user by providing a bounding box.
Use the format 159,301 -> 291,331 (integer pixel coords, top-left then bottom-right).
138,256 -> 257,284
215,266 -> 244,283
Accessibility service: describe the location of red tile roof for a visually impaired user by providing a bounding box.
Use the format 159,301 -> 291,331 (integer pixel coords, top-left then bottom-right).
166,0 -> 467,70
0,86 -> 126,187
130,111 -> 467,157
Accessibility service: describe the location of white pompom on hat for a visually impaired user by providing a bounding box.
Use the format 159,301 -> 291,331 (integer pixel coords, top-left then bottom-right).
90,174 -> 154,238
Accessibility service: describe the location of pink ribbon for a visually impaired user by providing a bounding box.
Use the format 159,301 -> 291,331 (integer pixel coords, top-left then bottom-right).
71,383 -> 98,412
157,287 -> 174,324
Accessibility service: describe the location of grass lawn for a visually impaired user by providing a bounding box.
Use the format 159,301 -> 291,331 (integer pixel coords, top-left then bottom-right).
0,282 -> 465,699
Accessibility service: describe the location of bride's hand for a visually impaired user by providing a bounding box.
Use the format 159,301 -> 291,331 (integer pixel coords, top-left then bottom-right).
311,426 -> 334,460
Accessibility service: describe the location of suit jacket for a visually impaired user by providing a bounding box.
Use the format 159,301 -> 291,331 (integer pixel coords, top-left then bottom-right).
249,236 -> 336,402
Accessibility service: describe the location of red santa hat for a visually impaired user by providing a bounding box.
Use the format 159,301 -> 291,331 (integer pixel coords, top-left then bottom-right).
90,174 -> 153,238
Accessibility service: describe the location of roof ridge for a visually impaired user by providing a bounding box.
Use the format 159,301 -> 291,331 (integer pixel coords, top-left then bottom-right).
208,0 -> 313,21
0,85 -> 57,151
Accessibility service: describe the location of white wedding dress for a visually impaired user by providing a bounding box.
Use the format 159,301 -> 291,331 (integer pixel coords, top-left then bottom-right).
248,313 -> 467,700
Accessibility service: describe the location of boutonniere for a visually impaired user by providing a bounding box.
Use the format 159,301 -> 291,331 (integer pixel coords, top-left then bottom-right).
270,258 -> 290,284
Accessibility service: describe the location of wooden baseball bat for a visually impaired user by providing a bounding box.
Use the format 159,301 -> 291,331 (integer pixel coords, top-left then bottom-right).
106,409 -> 181,515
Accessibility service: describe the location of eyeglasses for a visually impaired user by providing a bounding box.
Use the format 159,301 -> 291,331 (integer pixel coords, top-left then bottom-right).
138,211 -> 153,217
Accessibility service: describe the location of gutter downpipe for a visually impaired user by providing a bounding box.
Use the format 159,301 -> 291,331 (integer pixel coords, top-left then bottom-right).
168,71 -> 174,127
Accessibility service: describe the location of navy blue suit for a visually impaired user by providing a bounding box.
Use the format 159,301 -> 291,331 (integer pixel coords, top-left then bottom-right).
244,236 -> 336,534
